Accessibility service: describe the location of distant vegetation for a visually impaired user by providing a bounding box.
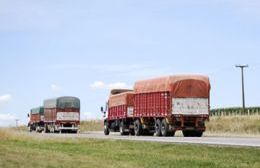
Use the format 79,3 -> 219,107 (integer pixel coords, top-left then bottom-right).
0,129 -> 259,168
211,107 -> 260,116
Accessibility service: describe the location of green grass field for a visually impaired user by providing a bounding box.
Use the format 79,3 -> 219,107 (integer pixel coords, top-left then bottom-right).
0,129 -> 259,168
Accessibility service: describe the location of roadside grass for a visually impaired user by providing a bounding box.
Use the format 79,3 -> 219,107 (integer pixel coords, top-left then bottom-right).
80,120 -> 103,132
0,129 -> 259,168
206,115 -> 260,136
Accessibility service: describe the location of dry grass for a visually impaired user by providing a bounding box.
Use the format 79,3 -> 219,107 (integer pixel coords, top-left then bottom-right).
206,115 -> 260,136
0,128 -> 30,141
80,120 -> 103,132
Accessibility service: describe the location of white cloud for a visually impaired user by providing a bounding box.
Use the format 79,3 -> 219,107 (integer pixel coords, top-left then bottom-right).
90,81 -> 106,89
0,113 -> 17,127
0,94 -> 12,105
107,82 -> 128,90
90,81 -> 128,90
51,84 -> 61,92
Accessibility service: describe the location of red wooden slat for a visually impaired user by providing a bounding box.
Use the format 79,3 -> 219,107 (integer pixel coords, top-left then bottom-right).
133,92 -> 171,118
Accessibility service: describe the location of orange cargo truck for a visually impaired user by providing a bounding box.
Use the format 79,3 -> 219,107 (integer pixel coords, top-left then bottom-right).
133,75 -> 211,137
102,75 -> 211,137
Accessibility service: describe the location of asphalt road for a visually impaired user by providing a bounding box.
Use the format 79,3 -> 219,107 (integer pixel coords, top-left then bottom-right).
38,131 -> 260,148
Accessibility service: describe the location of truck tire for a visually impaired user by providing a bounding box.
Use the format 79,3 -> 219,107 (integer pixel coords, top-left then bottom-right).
28,125 -> 32,132
194,131 -> 203,137
134,120 -> 143,136
154,119 -> 161,137
119,121 -> 128,136
50,126 -> 55,133
104,122 -> 110,135
129,129 -> 135,136
168,131 -> 176,137
161,119 -> 173,137
182,130 -> 192,137
44,125 -> 50,133
183,130 -> 203,137
36,126 -> 41,133
143,130 -> 154,136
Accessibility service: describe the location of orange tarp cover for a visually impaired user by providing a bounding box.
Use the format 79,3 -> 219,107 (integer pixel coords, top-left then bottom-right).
109,92 -> 134,107
134,75 -> 210,98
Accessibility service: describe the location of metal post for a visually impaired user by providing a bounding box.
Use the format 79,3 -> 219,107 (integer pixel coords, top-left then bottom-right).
15,119 -> 19,127
235,65 -> 248,114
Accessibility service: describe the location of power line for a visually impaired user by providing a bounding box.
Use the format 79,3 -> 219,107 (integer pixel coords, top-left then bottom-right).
235,64 -> 249,114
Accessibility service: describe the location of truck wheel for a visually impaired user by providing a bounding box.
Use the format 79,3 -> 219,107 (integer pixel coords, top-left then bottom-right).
183,130 -> 191,137
119,121 -> 128,136
134,120 -> 143,136
154,119 -> 161,137
143,130 -> 154,136
50,126 -> 55,133
36,126 -> 41,133
195,131 -> 203,137
39,128 -> 44,133
28,126 -> 32,132
44,125 -> 49,133
161,119 -> 171,137
129,129 -> 135,136
168,131 -> 176,137
104,122 -> 110,135
183,130 -> 195,137
183,130 -> 203,137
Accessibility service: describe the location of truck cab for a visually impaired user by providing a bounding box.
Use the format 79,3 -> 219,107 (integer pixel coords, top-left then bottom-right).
102,89 -> 134,136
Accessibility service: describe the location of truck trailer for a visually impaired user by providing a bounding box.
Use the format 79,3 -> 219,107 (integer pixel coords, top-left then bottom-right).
28,106 -> 44,132
103,75 -> 211,137
43,96 -> 80,133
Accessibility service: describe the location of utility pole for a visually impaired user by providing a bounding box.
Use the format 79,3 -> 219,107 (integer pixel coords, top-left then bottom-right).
235,65 -> 248,114
15,119 -> 19,127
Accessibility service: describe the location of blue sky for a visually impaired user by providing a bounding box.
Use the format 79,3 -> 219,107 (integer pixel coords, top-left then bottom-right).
0,0 -> 260,126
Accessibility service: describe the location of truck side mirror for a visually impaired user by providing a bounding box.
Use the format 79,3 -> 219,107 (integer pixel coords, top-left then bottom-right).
100,106 -> 104,113
27,113 -> 30,118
